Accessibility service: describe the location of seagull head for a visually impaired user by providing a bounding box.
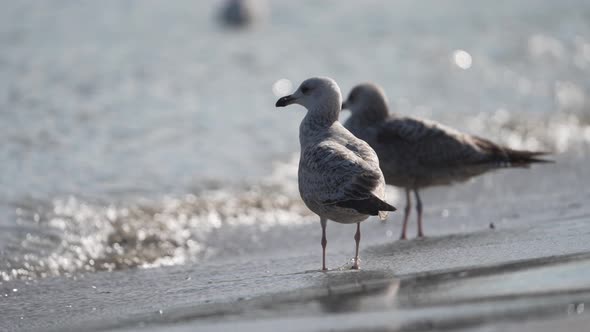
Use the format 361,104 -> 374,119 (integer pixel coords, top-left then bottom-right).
275,77 -> 342,116
341,82 -> 389,115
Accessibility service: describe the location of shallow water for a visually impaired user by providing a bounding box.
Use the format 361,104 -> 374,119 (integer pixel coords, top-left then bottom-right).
3,216 -> 590,332
1,0 -> 590,281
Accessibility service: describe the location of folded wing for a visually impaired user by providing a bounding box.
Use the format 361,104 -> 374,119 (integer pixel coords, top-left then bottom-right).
300,141 -> 395,216
377,117 -> 551,168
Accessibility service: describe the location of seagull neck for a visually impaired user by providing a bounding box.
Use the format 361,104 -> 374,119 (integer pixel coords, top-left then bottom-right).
304,101 -> 341,126
351,104 -> 389,126
299,108 -> 339,146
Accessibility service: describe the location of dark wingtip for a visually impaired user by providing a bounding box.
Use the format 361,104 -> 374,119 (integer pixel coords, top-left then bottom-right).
510,157 -> 555,167
530,158 -> 555,164
380,201 -> 397,212
507,150 -> 556,165
473,136 -> 556,166
331,195 -> 397,216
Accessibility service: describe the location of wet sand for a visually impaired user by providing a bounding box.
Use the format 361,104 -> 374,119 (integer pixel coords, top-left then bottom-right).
2,215 -> 590,332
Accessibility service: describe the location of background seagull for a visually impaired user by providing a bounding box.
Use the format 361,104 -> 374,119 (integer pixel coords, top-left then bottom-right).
276,77 -> 396,270
342,82 -> 552,240
218,0 -> 267,28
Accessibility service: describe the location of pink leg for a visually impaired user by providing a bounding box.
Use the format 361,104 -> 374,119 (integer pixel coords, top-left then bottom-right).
352,222 -> 361,269
400,188 -> 412,240
320,217 -> 328,271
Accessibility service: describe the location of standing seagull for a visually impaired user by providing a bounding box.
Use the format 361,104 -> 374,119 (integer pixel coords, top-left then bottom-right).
276,77 -> 396,270
342,83 -> 551,240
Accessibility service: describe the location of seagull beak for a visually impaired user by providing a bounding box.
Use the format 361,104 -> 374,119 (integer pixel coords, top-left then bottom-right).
276,95 -> 296,107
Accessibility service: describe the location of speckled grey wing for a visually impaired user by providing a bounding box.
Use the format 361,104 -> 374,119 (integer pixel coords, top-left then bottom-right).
300,141 -> 384,206
377,117 -> 492,167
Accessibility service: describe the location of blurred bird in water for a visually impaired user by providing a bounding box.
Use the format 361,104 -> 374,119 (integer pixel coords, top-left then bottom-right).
276,77 -> 396,270
218,0 -> 267,28
342,82 -> 552,240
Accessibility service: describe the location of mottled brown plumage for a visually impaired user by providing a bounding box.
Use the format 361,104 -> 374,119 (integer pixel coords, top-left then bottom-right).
277,77 -> 396,270
342,82 -> 551,239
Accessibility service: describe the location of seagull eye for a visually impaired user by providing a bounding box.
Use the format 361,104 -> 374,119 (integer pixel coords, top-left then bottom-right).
301,86 -> 311,95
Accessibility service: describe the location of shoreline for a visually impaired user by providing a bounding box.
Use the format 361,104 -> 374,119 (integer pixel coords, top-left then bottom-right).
2,217 -> 590,332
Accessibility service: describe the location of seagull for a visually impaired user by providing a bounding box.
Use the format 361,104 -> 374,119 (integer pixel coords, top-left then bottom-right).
218,0 -> 266,28
342,82 -> 552,240
276,77 -> 396,270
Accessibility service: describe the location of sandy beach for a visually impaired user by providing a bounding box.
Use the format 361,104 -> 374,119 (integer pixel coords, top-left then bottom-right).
2,158 -> 590,331
2,219 -> 590,331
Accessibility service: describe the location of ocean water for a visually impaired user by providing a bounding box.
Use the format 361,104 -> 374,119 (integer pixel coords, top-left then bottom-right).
1,0 -> 590,281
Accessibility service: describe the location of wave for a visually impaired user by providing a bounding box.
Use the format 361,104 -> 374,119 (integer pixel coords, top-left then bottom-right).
0,159 -> 314,281
1,111 -> 589,281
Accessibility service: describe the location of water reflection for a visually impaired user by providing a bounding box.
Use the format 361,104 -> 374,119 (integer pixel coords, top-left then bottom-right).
316,270 -> 399,313
396,253 -> 590,308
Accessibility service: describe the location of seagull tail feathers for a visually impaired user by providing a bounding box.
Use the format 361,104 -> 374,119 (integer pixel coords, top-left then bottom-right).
332,195 -> 396,219
375,197 -> 396,221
